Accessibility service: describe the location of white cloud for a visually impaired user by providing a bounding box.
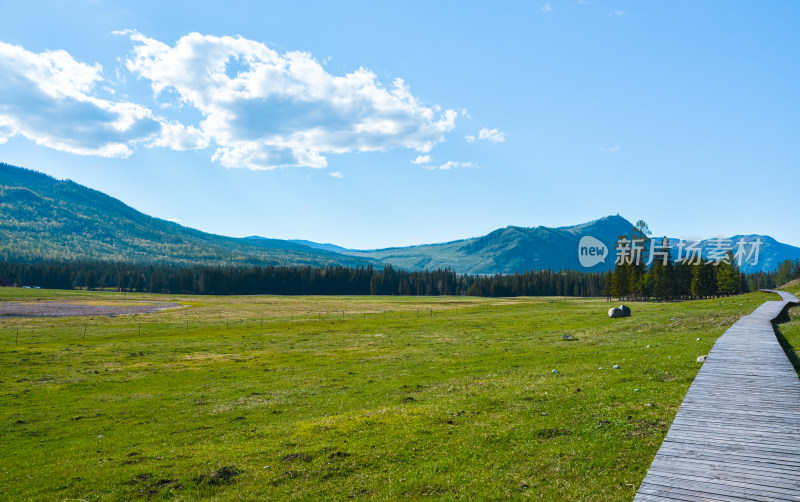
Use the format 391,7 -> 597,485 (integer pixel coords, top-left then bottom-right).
478,127 -> 506,143
427,160 -> 476,171
122,31 -> 458,170
465,135 -> 476,143
0,40 -> 162,157
329,171 -> 343,178
0,116 -> 15,144
149,122 -> 209,151
601,146 -> 620,152
541,4 -> 554,13
411,155 -> 431,165
608,10 -> 626,16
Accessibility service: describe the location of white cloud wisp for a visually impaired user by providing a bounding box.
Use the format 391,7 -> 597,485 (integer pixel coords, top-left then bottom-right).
478,127 -> 506,143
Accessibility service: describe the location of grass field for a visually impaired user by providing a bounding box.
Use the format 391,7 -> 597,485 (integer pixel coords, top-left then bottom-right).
776,280 -> 800,377
1,286 -> 798,500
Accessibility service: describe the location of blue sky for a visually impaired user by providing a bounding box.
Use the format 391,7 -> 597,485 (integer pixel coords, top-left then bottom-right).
0,0 -> 798,249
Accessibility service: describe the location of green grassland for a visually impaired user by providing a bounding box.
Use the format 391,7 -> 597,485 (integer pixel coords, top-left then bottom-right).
0,287 -> 796,500
776,280 -> 800,376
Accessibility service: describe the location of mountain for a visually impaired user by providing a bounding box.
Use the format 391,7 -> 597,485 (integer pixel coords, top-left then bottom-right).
340,220 -> 800,274
665,235 -> 800,274
341,215 -> 633,274
2,162 -> 799,275
0,163 -> 372,268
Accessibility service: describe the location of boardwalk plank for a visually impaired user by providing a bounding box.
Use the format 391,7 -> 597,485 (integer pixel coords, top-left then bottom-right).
649,456 -> 800,483
643,474 -> 800,502
646,461 -> 800,491
638,481 -> 769,502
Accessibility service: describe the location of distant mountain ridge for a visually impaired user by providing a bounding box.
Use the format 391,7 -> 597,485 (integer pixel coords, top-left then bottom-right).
338,215 -> 633,274
331,221 -> 800,274
0,163 -> 372,268
2,162 -> 798,274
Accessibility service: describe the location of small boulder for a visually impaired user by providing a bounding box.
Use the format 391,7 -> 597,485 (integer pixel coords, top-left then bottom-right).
608,305 -> 631,318
696,355 -> 707,363
562,334 -> 576,340
613,364 -> 620,369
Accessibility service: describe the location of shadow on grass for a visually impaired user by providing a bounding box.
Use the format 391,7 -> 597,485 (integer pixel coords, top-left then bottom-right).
773,306 -> 800,377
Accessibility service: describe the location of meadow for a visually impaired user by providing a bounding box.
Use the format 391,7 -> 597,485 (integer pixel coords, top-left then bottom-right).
1,285 -> 798,500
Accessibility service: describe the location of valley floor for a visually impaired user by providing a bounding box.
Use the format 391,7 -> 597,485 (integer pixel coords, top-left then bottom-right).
1,286 -> 797,500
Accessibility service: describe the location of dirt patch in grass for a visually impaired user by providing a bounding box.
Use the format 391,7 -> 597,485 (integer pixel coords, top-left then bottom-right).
126,472 -> 183,496
328,451 -> 351,463
0,300 -> 181,317
282,453 -> 311,462
193,465 -> 242,486
535,428 -> 571,439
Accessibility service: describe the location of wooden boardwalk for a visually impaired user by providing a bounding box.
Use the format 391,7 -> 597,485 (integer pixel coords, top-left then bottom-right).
635,290 -> 800,502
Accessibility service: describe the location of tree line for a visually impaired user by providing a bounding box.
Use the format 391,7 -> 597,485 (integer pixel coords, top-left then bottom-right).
0,259 -> 606,297
605,259 -> 748,300
0,257 -> 797,298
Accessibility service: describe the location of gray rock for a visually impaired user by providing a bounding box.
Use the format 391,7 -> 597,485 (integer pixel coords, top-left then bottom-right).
613,364 -> 620,369
697,355 -> 707,363
551,369 -> 559,374
608,305 -> 631,318
645,403 -> 654,408
562,334 -> 576,340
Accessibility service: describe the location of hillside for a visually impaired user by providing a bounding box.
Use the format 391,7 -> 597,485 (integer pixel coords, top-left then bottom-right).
0,163 -> 372,268
343,215 -> 634,274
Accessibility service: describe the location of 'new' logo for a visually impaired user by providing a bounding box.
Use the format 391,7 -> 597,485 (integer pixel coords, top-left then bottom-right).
578,236 -> 608,268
